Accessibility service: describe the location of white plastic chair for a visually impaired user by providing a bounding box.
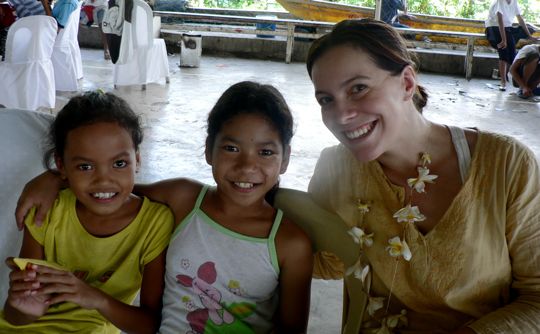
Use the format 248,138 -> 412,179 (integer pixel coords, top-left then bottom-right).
52,2 -> 83,92
0,108 -> 53,305
113,0 -> 169,90
0,16 -> 57,110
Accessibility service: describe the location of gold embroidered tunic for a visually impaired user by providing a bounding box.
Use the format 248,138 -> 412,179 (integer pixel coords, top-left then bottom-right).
308,131 -> 540,333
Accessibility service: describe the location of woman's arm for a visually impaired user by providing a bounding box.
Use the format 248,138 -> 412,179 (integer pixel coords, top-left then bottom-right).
274,189 -> 360,268
468,146 -> 540,332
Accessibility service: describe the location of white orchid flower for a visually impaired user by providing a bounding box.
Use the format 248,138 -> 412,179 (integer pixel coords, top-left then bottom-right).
367,296 -> 385,316
384,309 -> 408,328
386,236 -> 412,261
393,204 -> 426,224
345,259 -> 370,283
347,226 -> 374,248
407,166 -> 438,193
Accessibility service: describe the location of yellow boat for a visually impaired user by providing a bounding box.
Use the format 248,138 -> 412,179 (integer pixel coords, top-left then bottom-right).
276,0 -> 539,45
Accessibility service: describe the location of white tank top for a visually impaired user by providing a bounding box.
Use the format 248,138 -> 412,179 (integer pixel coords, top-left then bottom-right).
159,185 -> 282,334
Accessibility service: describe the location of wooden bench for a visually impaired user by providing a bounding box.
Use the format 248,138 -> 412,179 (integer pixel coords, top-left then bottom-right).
153,10 -> 489,80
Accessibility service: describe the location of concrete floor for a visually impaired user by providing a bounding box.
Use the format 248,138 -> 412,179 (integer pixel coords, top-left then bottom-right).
59,48 -> 540,333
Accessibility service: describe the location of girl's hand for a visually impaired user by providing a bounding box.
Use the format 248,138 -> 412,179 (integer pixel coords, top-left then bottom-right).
33,265 -> 106,310
497,40 -> 507,49
6,259 -> 50,318
15,171 -> 64,230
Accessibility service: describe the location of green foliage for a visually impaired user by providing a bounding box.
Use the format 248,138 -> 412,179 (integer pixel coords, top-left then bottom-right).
196,0 -> 540,22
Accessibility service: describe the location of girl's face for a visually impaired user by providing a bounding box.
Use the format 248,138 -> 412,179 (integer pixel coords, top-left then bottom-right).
206,113 -> 290,207
310,44 -> 415,162
56,122 -> 140,218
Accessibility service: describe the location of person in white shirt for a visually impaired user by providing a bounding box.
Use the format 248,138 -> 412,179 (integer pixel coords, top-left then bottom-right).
484,0 -> 535,91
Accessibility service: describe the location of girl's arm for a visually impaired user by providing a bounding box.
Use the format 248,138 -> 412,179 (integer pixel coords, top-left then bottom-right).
3,229 -> 48,325
16,173 -> 202,229
134,178 -> 203,220
35,251 -> 167,334
15,171 -> 65,230
274,219 -> 313,333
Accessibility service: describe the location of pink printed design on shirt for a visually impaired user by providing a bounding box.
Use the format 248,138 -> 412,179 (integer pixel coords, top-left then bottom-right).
177,261 -> 235,333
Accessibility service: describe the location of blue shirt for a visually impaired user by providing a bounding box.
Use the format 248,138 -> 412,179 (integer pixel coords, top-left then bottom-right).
51,0 -> 78,28
381,0 -> 405,24
8,0 -> 46,17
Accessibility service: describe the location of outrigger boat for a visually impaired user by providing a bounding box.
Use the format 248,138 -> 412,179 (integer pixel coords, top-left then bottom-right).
275,0 -> 539,45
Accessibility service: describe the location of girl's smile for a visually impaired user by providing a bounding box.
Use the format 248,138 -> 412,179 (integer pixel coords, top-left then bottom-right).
57,122 -> 141,228
207,113 -> 289,208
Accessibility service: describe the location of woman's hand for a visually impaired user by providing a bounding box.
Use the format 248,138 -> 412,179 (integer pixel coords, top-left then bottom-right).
15,171 -> 64,230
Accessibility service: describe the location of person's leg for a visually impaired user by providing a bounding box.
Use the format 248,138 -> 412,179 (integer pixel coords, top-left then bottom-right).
95,8 -> 110,60
499,60 -> 507,90
521,54 -> 539,84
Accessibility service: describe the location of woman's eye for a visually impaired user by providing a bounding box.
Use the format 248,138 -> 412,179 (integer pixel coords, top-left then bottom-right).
317,96 -> 332,106
350,84 -> 366,94
223,145 -> 239,152
113,160 -> 128,168
260,149 -> 274,156
77,164 -> 92,171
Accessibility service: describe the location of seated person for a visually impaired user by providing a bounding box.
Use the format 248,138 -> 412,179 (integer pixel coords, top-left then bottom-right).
79,0 -> 106,26
381,0 -> 409,28
79,0 -> 110,59
510,43 -> 540,98
8,0 -> 46,18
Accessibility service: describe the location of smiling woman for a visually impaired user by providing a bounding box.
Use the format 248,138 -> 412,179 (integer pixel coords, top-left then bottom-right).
298,18 -> 540,333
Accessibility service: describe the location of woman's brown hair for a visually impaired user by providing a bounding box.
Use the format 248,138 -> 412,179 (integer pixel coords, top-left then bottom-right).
306,19 -> 428,112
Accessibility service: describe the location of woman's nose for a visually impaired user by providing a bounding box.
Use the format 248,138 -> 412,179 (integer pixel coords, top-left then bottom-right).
335,99 -> 358,124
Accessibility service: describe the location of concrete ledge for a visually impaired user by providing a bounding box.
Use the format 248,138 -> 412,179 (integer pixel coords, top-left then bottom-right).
78,25 -> 498,78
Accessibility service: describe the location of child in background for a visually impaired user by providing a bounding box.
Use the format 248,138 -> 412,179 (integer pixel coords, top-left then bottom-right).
484,0 -> 535,91
0,91 -> 174,333
510,43 -> 540,98
16,82 -> 314,333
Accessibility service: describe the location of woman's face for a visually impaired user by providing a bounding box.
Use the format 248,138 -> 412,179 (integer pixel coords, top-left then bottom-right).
310,44 -> 414,162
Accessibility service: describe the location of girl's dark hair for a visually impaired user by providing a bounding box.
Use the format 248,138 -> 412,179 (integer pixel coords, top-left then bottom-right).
44,90 -> 143,170
306,19 -> 428,112
206,81 -> 294,150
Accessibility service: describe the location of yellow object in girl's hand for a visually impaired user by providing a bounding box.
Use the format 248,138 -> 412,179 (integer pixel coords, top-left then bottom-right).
13,258 -> 66,271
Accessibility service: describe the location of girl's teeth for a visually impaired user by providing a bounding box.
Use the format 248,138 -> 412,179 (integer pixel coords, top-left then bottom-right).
92,192 -> 115,199
235,182 -> 254,189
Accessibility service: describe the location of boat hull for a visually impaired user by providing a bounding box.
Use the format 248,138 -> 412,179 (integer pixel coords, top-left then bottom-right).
276,0 -> 539,45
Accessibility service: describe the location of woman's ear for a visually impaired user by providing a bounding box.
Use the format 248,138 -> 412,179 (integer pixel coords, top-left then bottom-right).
280,145 -> 291,174
401,65 -> 417,101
